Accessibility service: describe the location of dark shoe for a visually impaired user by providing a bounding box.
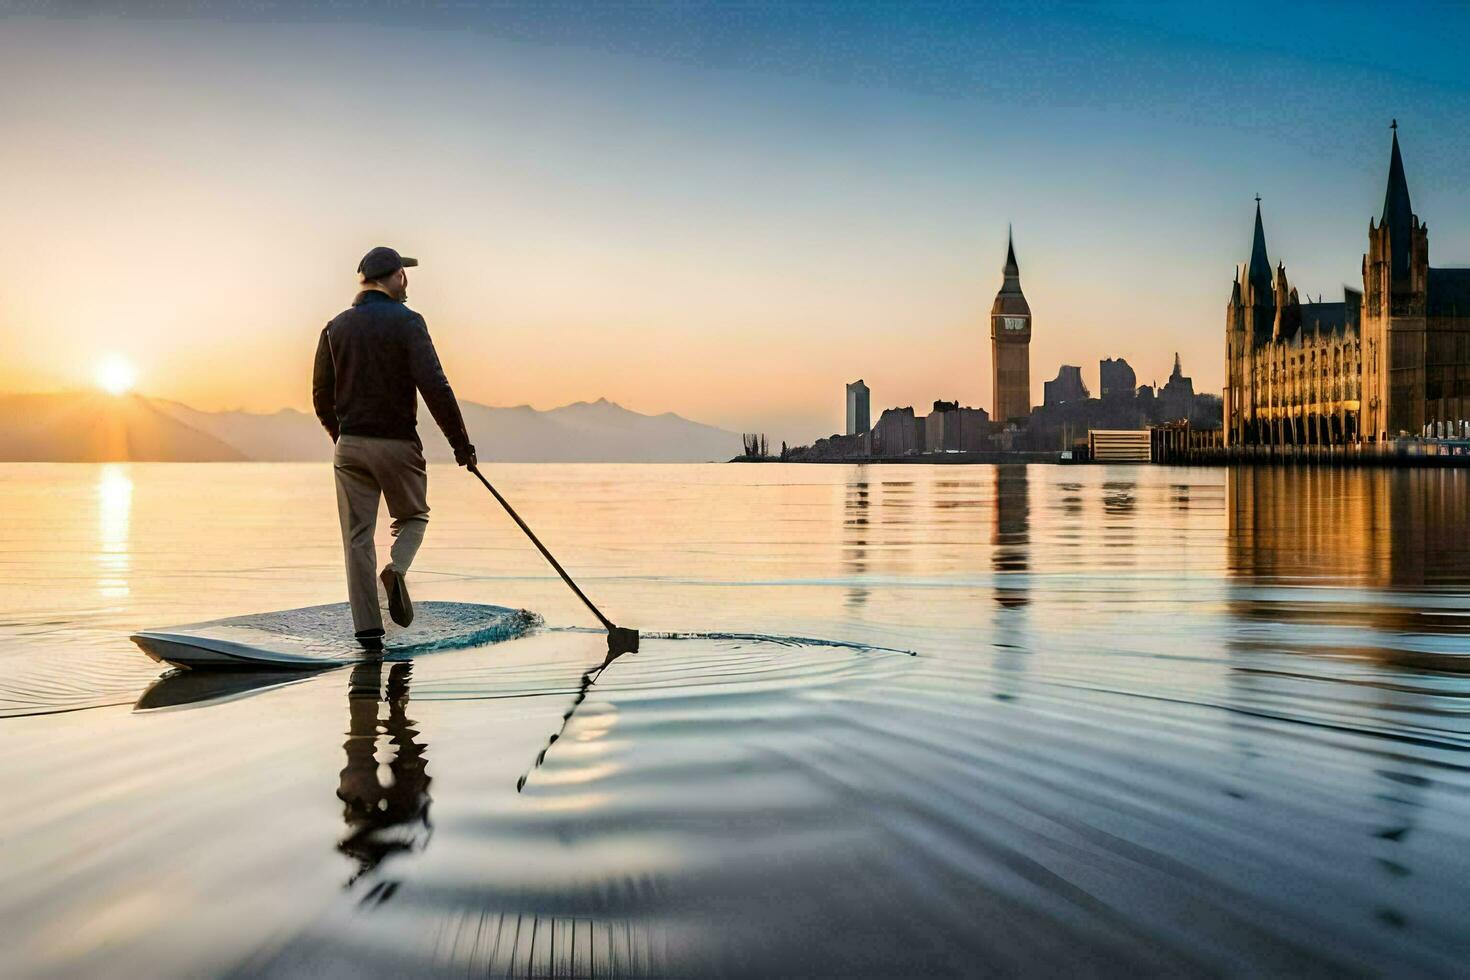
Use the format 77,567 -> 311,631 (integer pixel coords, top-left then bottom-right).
355,628 -> 385,652
380,566 -> 414,628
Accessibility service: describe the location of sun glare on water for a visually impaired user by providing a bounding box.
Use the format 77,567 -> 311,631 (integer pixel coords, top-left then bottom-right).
95,356 -> 138,396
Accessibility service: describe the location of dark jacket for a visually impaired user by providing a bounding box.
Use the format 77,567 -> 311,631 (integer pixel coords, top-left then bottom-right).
312,290 -> 473,456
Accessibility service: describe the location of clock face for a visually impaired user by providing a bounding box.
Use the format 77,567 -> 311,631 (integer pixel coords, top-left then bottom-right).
995,315 -> 1028,332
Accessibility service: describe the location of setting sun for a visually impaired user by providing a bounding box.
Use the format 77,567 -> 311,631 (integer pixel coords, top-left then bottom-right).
95,356 -> 138,396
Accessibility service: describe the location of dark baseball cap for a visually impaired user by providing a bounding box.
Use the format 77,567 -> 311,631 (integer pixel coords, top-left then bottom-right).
357,246 -> 418,280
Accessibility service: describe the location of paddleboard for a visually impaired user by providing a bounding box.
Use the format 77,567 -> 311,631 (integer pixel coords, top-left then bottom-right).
131,601 -> 539,670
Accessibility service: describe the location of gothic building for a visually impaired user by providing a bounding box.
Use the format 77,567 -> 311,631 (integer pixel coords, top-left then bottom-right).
1226,125 -> 1470,446
990,230 -> 1032,423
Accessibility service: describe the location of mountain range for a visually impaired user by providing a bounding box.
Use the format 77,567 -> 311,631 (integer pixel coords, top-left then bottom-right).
0,392 -> 740,463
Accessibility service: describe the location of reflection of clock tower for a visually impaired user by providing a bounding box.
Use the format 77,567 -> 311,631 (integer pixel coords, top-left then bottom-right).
990,229 -> 1032,422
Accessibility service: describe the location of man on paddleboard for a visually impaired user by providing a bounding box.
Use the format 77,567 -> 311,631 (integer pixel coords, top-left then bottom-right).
313,247 -> 477,650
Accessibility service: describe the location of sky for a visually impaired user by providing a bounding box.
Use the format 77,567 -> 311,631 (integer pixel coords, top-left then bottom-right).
3,1 -> 1470,445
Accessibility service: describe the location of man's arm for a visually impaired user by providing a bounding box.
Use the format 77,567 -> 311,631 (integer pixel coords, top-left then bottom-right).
312,325 -> 339,442
406,315 -> 476,465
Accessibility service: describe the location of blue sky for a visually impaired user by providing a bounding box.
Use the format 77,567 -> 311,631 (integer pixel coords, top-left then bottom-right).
2,1 -> 1468,442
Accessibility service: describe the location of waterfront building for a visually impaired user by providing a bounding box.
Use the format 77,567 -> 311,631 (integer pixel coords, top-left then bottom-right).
872,406 -> 922,457
990,230 -> 1032,423
924,400 -> 991,453
845,379 -> 870,437
1226,124 -> 1470,446
1157,353 -> 1197,421
924,401 -> 954,453
1043,365 -> 1089,406
1088,430 -> 1152,462
1362,128 -> 1470,439
1099,358 -> 1137,400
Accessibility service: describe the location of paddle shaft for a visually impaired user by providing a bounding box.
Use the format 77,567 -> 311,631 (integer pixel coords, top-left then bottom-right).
468,465 -> 616,633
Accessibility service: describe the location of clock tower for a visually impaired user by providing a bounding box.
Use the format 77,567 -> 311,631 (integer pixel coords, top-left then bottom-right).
990,229 -> 1032,423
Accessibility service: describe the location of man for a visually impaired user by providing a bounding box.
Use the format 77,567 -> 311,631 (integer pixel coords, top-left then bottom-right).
313,246 -> 477,649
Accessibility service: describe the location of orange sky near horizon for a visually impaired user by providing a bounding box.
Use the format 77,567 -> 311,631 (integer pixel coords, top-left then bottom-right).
4,11 -> 1467,445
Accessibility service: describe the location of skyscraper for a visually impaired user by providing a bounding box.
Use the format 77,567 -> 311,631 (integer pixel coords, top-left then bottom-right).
990,230 -> 1032,423
845,379 -> 870,436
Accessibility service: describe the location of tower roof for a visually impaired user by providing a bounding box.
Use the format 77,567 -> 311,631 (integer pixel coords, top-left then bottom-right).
1247,196 -> 1272,299
1381,121 -> 1414,281
991,226 -> 1030,315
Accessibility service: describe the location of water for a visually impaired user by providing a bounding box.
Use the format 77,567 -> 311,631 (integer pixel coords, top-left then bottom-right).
4,462 -> 1470,976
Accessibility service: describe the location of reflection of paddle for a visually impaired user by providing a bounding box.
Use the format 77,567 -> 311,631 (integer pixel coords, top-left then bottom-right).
468,465 -> 638,657
516,640 -> 631,793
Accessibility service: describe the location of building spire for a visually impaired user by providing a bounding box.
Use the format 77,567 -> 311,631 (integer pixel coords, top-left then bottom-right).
1247,195 -> 1272,300
1381,119 -> 1414,281
1003,224 -> 1019,278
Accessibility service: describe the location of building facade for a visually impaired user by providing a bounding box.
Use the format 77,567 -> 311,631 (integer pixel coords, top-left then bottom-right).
1226,125 -> 1470,446
872,406 -> 922,457
1043,365 -> 1088,406
924,400 -> 990,453
1099,358 -> 1137,400
845,379 -> 870,436
990,231 -> 1032,423
1157,353 -> 1196,421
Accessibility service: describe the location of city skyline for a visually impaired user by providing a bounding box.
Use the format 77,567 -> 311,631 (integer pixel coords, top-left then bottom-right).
4,3 -> 1470,445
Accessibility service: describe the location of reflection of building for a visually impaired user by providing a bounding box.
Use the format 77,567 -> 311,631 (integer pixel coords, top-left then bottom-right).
991,465 -> 1029,608
990,230 -> 1032,423
1099,358 -> 1137,400
842,471 -> 870,610
1043,365 -> 1088,406
845,379 -> 870,437
1226,125 -> 1470,446
1225,467 -> 1470,668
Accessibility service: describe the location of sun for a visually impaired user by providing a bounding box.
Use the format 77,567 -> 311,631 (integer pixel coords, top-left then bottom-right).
95,356 -> 138,396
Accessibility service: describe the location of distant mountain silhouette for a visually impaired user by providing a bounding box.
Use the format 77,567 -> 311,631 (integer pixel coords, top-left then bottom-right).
0,392 -> 247,462
0,392 -> 738,462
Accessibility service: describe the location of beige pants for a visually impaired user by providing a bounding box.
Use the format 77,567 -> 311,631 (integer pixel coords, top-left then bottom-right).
334,435 -> 430,633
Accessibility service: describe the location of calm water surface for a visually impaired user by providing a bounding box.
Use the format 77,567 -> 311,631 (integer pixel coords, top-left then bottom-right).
4,463 -> 1470,976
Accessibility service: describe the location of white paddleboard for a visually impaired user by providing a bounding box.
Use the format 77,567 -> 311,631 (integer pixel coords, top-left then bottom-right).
131,601 -> 538,670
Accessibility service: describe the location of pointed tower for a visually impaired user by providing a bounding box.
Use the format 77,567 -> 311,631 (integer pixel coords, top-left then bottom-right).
1246,197 -> 1277,345
1248,201 -> 1273,304
1226,197 -> 1278,446
1362,120 -> 1429,439
1381,123 -> 1415,284
990,228 -> 1032,423
1272,263 -> 1300,342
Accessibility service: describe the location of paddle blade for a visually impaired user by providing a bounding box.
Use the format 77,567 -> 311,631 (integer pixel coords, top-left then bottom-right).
607,626 -> 639,657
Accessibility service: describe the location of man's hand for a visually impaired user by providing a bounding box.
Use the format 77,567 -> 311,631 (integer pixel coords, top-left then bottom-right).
455,444 -> 477,468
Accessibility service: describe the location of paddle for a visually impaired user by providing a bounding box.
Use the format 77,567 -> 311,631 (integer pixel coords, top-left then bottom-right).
467,464 -> 639,657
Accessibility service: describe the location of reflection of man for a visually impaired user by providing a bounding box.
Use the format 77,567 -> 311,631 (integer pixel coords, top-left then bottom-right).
312,247 -> 477,649
337,661 -> 433,886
